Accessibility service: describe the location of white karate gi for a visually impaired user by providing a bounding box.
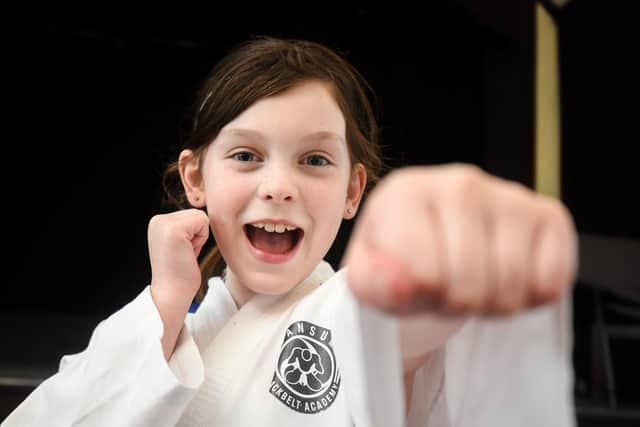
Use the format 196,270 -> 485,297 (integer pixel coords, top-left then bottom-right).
2,261 -> 575,426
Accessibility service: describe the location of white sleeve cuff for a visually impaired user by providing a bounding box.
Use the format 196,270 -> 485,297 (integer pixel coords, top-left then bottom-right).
138,285 -> 204,389
167,321 -> 204,389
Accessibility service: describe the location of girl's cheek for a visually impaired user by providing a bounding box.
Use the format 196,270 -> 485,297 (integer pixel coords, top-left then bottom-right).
208,171 -> 248,200
206,209 -> 228,232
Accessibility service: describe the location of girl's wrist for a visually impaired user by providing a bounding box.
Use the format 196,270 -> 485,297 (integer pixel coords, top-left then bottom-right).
150,280 -> 198,308
150,285 -> 192,360
150,285 -> 193,329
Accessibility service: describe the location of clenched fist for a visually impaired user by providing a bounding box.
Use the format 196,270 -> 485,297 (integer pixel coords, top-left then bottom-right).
148,209 -> 210,303
147,209 -> 210,359
343,164 -> 578,317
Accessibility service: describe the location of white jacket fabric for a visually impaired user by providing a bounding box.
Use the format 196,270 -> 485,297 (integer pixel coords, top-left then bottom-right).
3,261 -> 576,426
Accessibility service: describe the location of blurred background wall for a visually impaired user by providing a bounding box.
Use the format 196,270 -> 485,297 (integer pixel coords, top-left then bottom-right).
2,1 -> 638,424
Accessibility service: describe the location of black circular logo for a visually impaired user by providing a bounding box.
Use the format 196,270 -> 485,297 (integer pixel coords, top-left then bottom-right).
269,321 -> 341,414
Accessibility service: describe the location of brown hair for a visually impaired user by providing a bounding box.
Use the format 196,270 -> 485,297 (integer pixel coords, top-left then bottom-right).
162,36 -> 384,302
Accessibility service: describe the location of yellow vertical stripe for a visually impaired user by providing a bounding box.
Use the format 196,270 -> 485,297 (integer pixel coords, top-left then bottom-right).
535,3 -> 561,198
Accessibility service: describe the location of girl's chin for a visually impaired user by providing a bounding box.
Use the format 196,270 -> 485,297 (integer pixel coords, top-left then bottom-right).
241,268 -> 310,295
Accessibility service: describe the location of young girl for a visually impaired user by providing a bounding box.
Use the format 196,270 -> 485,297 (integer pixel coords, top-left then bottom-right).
3,37 -> 577,426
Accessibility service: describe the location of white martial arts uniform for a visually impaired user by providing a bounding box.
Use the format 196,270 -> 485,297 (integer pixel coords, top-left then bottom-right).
2,261 -> 576,426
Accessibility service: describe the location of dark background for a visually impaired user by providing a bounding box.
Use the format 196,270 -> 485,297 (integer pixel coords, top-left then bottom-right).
2,1 -> 639,424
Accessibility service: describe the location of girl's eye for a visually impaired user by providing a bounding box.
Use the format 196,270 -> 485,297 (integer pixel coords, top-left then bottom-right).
303,154 -> 330,166
232,151 -> 258,162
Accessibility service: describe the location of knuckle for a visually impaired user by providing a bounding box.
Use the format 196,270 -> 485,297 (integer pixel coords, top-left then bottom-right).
148,214 -> 165,231
385,168 -> 423,194
539,196 -> 574,228
493,298 -> 519,315
556,203 -> 576,232
446,288 -> 475,313
156,216 -> 183,240
197,209 -> 210,223
415,264 -> 442,292
533,280 -> 560,304
451,163 -> 484,180
503,179 -> 531,196
446,166 -> 484,204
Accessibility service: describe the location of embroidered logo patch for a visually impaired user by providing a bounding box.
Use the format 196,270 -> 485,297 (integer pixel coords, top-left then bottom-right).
269,321 -> 340,414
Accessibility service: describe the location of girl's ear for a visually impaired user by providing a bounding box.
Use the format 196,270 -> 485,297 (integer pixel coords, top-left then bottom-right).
344,163 -> 367,219
178,149 -> 207,208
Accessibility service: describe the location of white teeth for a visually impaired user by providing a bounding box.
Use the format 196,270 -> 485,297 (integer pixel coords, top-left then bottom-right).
250,222 -> 298,233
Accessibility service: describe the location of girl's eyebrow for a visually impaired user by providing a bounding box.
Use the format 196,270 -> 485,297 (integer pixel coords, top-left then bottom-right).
219,127 -> 345,144
300,130 -> 345,145
218,128 -> 266,141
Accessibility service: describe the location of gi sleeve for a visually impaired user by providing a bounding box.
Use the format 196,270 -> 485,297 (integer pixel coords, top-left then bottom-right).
2,286 -> 204,427
417,296 -> 576,427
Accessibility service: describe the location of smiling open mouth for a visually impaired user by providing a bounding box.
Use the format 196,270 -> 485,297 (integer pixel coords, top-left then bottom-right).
244,223 -> 304,255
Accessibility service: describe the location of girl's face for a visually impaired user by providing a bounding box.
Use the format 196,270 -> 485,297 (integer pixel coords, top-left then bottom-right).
198,81 -> 365,302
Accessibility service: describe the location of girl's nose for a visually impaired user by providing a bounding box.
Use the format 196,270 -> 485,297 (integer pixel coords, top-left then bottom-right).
257,167 -> 298,203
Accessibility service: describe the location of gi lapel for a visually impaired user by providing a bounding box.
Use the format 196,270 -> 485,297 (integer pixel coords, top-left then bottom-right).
335,284 -> 406,427
178,261 -> 335,425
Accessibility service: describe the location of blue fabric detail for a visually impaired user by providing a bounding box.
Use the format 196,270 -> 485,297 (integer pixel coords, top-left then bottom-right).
188,300 -> 200,313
